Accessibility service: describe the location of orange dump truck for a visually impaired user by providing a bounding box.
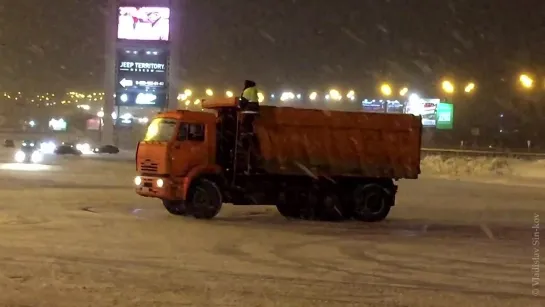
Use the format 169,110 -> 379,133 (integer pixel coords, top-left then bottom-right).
135,97 -> 422,221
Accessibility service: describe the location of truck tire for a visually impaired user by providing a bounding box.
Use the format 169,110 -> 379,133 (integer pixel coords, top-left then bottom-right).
162,199 -> 189,216
352,184 -> 391,222
187,179 -> 222,219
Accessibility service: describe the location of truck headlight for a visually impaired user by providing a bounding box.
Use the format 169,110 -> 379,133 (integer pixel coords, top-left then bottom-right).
156,179 -> 164,188
14,151 -> 25,163
134,176 -> 142,186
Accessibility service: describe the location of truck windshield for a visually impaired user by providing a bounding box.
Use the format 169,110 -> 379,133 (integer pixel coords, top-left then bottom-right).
144,118 -> 178,141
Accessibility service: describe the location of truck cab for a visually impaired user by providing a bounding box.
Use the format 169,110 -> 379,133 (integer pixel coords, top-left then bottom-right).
135,110 -> 219,201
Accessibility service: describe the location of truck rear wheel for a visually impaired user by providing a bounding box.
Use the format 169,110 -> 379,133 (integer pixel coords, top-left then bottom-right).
352,184 -> 391,222
187,179 -> 222,219
162,199 -> 189,216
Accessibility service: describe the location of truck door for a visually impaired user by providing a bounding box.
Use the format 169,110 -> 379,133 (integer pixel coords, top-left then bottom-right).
170,122 -> 209,176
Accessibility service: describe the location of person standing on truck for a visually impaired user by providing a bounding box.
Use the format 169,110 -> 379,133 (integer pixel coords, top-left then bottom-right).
240,80 -> 260,113
241,80 -> 259,103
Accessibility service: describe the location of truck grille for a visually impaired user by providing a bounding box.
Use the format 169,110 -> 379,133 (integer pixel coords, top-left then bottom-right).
140,159 -> 158,173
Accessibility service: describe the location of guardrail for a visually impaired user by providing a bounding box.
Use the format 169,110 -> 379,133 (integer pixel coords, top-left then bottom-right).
422,148 -> 545,159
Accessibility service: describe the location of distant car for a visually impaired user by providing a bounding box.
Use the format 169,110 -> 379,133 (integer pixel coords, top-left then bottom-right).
93,145 -> 120,154
3,139 -> 15,148
14,142 -> 43,163
54,144 -> 82,155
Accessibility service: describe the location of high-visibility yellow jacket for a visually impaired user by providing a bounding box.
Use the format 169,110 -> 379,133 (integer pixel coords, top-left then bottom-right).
242,86 -> 259,102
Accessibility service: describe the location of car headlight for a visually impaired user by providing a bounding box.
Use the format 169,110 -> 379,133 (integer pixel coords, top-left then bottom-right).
134,176 -> 142,186
14,151 -> 25,163
156,179 -> 164,188
31,151 -> 43,163
40,141 -> 56,154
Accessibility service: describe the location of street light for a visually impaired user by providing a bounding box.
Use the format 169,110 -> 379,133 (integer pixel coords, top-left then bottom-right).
380,83 -> 392,96
441,80 -> 454,94
399,87 -> 408,96
205,89 -> 213,96
346,90 -> 355,100
184,89 -> 192,96
329,89 -> 342,101
225,90 -> 234,98
519,74 -> 534,89
464,82 -> 475,93
280,92 -> 295,101
309,91 -> 318,101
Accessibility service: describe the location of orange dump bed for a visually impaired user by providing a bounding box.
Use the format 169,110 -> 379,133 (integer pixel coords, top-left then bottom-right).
253,106 -> 421,179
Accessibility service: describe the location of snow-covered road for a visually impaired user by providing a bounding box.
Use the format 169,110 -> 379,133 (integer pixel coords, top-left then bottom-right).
0,157 -> 542,306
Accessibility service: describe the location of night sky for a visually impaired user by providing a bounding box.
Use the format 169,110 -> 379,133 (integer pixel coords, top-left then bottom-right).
0,0 -> 544,95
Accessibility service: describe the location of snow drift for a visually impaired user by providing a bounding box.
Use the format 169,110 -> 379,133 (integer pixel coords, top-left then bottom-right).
421,155 -> 514,176
421,155 -> 545,179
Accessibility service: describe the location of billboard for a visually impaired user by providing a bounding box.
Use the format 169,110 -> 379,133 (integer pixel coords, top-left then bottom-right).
86,118 -> 101,130
436,102 -> 454,129
362,99 -> 405,113
117,7 -> 170,41
404,96 -> 440,127
49,118 -> 67,131
115,49 -> 168,107
386,100 -> 404,113
362,99 -> 385,112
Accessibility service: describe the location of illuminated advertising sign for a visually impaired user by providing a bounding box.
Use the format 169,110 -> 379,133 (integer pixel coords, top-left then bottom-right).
386,100 -> 404,113
404,95 -> 440,127
362,99 -> 385,112
115,49 -> 168,107
117,7 -> 170,41
435,102 -> 454,129
49,118 -> 67,131
86,118 -> 101,131
115,117 -> 133,128
361,99 -> 405,113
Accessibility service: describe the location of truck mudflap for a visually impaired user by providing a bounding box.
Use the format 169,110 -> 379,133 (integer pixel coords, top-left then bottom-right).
389,184 -> 398,206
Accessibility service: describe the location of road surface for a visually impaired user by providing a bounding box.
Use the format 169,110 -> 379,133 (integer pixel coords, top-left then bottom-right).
0,157 -> 542,306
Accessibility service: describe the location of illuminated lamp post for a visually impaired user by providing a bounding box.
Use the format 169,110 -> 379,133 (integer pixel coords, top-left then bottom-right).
519,74 -> 534,90
379,83 -> 392,112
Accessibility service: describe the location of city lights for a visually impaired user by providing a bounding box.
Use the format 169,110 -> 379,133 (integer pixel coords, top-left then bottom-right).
328,89 -> 342,101
380,83 -> 392,96
464,82 -> 475,93
519,74 -> 534,89
346,90 -> 356,100
441,80 -> 454,94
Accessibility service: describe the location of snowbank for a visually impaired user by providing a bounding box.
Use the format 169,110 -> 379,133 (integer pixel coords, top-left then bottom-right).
421,155 -> 514,176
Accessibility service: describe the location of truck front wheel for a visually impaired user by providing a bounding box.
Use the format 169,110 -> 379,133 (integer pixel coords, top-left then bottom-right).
187,179 -> 222,219
162,199 -> 189,216
352,184 -> 391,222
